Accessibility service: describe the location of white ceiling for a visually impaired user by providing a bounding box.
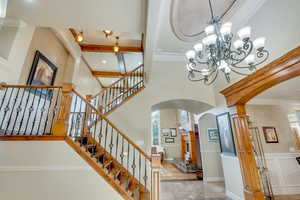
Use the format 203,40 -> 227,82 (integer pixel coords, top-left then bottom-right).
77,29 -> 142,47
7,0 -> 146,33
151,0 -> 267,53
83,52 -> 143,87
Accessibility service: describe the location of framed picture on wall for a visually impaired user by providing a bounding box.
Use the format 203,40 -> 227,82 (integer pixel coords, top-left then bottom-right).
165,137 -> 175,143
27,51 -> 57,86
170,128 -> 177,137
162,128 -> 170,137
27,51 -> 57,98
263,127 -> 279,143
216,112 -> 236,156
207,128 -> 219,142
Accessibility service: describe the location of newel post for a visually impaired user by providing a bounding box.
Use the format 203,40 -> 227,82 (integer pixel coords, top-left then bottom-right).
53,83 -> 73,136
151,149 -> 161,200
230,104 -> 264,200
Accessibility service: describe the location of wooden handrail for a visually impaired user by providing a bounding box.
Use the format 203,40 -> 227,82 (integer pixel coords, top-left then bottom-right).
0,84 -> 62,89
92,64 -> 144,99
72,89 -> 151,161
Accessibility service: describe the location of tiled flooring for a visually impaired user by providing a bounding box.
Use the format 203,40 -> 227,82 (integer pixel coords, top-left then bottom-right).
160,181 -> 231,200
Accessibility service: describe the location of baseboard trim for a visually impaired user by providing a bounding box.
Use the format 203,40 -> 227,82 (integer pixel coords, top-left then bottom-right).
204,177 -> 224,182
272,185 -> 300,195
226,190 -> 244,200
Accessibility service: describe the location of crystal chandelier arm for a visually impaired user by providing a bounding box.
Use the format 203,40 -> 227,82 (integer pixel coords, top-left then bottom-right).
230,68 -> 253,76
194,56 -> 209,65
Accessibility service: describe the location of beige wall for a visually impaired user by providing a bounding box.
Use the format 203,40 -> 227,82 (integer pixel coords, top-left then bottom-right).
159,109 -> 181,159
0,23 -> 35,84
19,27 -> 70,85
0,141 -> 122,200
72,58 -> 101,96
247,104 -> 297,153
198,113 -> 224,181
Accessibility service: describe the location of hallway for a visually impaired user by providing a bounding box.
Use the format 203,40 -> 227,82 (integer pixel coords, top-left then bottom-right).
160,181 -> 230,200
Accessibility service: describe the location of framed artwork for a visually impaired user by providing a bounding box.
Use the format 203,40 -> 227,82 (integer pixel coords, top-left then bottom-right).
162,128 -> 170,137
27,51 -> 57,87
296,157 -> 300,165
216,112 -> 236,156
207,128 -> 219,142
170,128 -> 177,137
165,137 -> 175,143
263,127 -> 279,143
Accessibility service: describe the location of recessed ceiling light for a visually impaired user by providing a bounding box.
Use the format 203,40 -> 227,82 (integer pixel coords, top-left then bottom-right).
101,60 -> 107,64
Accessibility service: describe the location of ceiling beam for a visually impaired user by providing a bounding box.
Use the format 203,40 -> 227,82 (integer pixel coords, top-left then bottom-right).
80,44 -> 143,53
92,71 -> 143,78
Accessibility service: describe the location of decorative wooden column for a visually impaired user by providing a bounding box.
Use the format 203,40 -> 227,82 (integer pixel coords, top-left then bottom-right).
53,83 -> 73,136
230,104 -> 264,200
151,153 -> 161,200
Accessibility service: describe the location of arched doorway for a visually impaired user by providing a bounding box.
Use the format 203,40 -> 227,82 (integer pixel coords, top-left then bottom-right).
220,46 -> 300,200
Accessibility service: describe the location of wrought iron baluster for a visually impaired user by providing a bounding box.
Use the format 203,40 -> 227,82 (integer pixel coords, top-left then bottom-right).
144,157 -> 148,189
42,88 -> 55,135
70,95 -> 78,137
104,120 -> 108,150
101,92 -> 105,113
30,89 -> 44,135
5,88 -> 20,135
132,148 -> 136,181
138,153 -> 141,199
104,89 -> 108,113
77,99 -> 84,137
0,88 -> 14,132
126,142 -> 130,191
0,87 -> 8,111
11,88 -> 26,133
114,131 -> 119,179
120,137 -> 125,166
108,88 -> 112,112
36,89 -> 48,135
24,88 -> 38,133
17,88 -> 32,135
109,126 -> 114,155
49,88 -> 61,133
98,117 -> 103,145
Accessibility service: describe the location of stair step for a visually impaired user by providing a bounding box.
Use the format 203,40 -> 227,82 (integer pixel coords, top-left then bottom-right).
75,136 -> 88,145
103,160 -> 113,169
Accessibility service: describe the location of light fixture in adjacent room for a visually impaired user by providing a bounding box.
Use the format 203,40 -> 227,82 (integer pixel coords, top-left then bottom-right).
113,36 -> 120,52
103,30 -> 113,38
76,31 -> 84,43
184,0 -> 269,85
101,60 -> 107,64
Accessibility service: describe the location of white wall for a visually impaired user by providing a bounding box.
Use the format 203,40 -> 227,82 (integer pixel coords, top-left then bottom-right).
221,155 -> 244,200
159,109 -> 181,159
198,113 -> 224,182
265,153 -> 300,195
108,60 -> 216,152
247,104 -> 297,153
0,22 -> 35,84
0,141 -> 122,200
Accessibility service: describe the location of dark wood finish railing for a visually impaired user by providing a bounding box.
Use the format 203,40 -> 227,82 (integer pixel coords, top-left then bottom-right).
0,84 -> 62,136
91,65 -> 144,114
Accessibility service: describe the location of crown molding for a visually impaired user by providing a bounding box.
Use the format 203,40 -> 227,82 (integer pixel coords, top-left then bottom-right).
153,50 -> 185,61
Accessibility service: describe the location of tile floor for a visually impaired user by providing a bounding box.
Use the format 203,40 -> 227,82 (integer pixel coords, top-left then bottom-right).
160,181 -> 231,200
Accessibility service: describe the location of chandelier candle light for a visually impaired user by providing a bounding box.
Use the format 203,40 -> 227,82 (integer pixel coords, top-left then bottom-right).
185,0 -> 269,85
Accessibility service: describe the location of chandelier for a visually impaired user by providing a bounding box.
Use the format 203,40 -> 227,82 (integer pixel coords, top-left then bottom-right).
185,0 -> 269,85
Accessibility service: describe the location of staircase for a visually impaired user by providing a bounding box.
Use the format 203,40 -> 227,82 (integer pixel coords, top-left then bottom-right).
91,65 -> 145,115
0,64 -> 161,200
